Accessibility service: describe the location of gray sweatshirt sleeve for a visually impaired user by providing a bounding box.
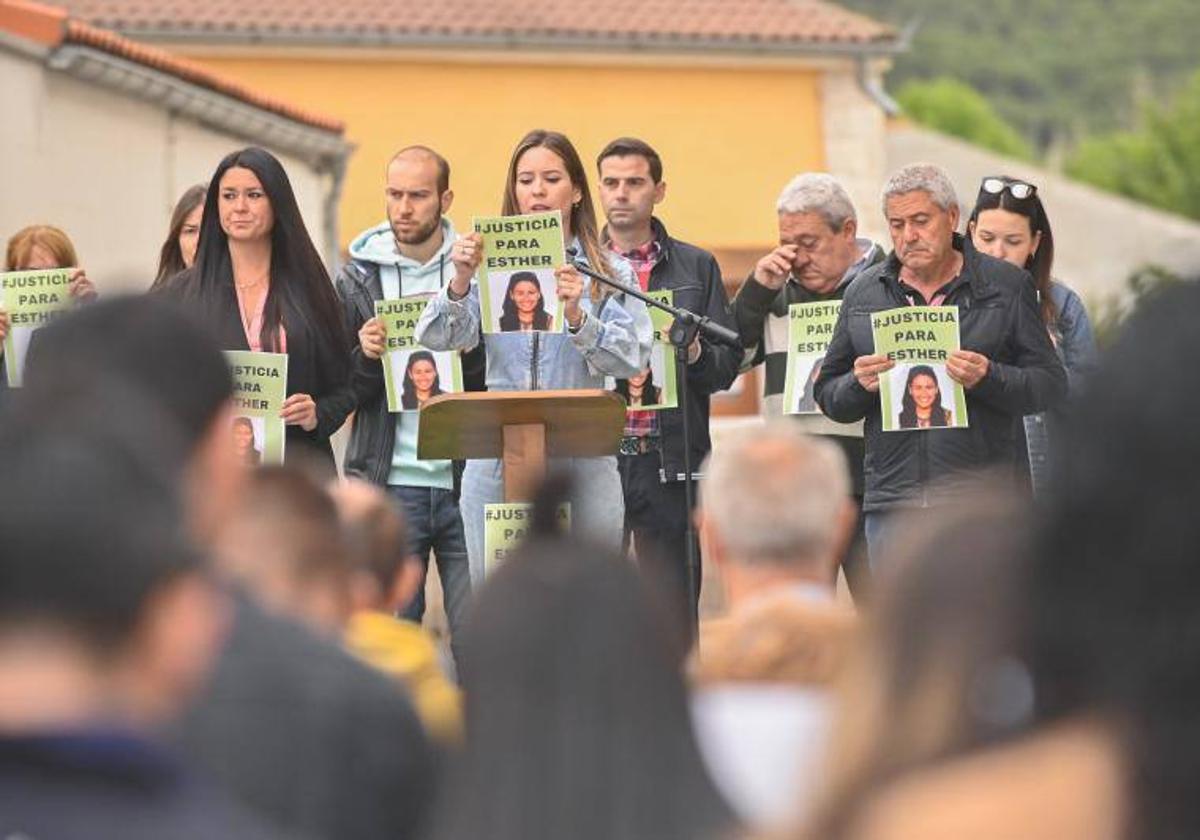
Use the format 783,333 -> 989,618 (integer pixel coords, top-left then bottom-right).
570,287 -> 653,379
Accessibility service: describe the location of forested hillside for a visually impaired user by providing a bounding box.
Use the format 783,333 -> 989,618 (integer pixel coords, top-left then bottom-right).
842,0 -> 1200,149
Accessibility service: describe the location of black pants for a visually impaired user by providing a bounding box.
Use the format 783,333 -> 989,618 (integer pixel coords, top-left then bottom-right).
842,495 -> 870,602
619,452 -> 699,642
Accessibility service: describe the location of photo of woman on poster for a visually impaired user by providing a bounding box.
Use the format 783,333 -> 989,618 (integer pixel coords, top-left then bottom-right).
399,349 -> 444,410
897,364 -> 954,429
498,270 -> 554,332
232,415 -> 262,465
615,365 -> 661,408
794,355 -> 824,414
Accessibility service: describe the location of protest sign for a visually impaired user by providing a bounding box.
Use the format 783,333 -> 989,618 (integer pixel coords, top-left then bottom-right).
782,300 -> 841,415
483,502 -> 571,575
614,289 -> 677,412
871,306 -> 969,432
1,268 -> 73,387
226,350 -> 289,464
376,296 -> 463,412
473,211 -> 566,334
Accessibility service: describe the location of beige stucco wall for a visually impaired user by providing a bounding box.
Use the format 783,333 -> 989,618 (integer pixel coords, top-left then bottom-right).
0,44 -> 333,294
821,58 -> 890,246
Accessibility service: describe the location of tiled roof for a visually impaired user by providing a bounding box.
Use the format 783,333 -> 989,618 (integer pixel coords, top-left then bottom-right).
52,0 -> 898,51
0,0 -> 345,132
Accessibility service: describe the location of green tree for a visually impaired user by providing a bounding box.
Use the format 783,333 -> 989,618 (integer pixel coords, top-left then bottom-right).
897,78 -> 1033,160
1066,68 -> 1200,221
839,0 -> 1200,150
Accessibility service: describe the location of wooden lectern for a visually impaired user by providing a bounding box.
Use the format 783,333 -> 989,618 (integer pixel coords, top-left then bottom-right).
416,389 -> 627,502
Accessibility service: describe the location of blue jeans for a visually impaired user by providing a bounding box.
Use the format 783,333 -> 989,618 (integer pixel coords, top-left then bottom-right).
387,485 -> 471,667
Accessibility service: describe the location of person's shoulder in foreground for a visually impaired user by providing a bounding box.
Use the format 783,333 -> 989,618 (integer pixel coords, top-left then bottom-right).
175,590 -> 436,840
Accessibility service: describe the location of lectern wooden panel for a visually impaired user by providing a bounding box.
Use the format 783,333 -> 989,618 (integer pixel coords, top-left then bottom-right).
417,389 -> 626,502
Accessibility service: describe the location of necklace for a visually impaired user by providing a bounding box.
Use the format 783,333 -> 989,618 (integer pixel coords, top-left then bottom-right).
235,275 -> 268,290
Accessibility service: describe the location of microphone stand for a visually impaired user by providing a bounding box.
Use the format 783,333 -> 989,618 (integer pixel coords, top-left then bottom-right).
567,252 -> 740,636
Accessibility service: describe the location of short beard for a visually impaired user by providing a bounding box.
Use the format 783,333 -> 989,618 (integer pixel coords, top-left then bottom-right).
392,214 -> 441,246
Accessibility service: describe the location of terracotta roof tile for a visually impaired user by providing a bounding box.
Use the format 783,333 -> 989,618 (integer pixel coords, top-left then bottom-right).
52,0 -> 897,49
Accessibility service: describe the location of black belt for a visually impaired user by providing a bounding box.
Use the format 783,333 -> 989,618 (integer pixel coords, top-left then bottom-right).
619,436 -> 661,456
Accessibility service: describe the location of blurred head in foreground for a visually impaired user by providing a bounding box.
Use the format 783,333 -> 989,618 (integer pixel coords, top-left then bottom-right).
24,295 -> 240,545
803,487 -> 1039,840
0,382 -> 224,731
1033,281 -> 1200,839
430,478 -> 735,840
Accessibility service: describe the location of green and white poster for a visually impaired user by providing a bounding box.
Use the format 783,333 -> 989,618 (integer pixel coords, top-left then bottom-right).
483,502 -> 571,576
473,211 -> 566,335
226,350 -> 289,465
782,301 -> 841,415
615,289 -> 677,412
871,306 -> 969,432
376,295 -> 463,413
1,268 -> 73,387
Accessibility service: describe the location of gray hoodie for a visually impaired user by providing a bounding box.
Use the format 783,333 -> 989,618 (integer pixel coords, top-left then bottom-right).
344,218 -> 457,488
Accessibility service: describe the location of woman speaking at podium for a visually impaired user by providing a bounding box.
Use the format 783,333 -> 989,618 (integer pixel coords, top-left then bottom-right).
417,129 -> 652,582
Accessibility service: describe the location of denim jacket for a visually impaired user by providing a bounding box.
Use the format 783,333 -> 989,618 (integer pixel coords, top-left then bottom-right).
416,241 -> 652,393
1024,280 -> 1100,492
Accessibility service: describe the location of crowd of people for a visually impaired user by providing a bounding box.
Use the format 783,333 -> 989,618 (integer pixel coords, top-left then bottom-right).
0,125 -> 1189,840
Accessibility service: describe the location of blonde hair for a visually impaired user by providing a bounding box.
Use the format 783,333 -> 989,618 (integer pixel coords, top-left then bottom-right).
6,225 -> 79,271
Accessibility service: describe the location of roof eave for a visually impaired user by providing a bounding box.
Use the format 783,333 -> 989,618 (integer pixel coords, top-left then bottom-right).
88,27 -> 905,58
46,44 -> 353,169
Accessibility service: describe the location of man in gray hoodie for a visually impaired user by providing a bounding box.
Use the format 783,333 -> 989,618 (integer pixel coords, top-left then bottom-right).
336,146 -> 473,667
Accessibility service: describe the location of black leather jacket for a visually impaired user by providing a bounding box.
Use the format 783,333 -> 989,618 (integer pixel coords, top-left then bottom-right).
334,259 -> 483,490
815,236 -> 1068,512
629,218 -> 741,480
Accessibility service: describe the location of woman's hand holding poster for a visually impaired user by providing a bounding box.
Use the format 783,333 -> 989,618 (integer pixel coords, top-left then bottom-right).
226,350 -> 288,464
871,306 -> 969,432
784,301 -> 840,415
376,295 -> 463,412
474,211 -> 566,335
613,289 -> 677,412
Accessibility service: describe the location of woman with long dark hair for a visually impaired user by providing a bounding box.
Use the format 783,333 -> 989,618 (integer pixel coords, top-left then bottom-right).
967,176 -> 1098,491
165,147 -> 352,470
614,364 -> 660,407
399,349 -> 442,410
428,524 -> 735,840
498,270 -> 553,332
897,365 -> 952,429
417,129 -> 652,581
151,183 -> 206,290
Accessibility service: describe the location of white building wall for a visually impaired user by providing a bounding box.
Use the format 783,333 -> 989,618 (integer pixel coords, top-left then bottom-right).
0,45 -> 334,294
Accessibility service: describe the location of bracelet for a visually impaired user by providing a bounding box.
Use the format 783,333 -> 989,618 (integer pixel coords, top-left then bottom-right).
567,311 -> 587,334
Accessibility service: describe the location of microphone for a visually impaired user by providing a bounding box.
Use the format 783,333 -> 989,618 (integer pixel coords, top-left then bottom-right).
563,246 -> 741,348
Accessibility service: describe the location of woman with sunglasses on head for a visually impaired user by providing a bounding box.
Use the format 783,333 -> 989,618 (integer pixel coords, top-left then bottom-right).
417,129 -> 653,582
968,176 -> 1099,492
165,147 -> 353,474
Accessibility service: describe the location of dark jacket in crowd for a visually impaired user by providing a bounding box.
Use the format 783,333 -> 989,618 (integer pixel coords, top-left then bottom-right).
731,240 -> 884,497
814,235 -> 1067,512
174,591 -> 435,840
162,276 -> 355,471
635,217 -> 741,480
0,731 -> 285,840
335,257 -> 484,490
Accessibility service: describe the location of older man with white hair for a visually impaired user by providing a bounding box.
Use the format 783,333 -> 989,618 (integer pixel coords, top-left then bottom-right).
691,422 -> 856,830
814,163 -> 1066,563
732,172 -> 883,595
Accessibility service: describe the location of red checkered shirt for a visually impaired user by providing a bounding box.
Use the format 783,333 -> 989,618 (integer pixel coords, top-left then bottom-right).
609,239 -> 662,439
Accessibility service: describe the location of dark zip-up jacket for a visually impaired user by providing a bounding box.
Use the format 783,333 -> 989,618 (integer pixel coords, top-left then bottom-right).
335,257 -> 484,489
732,241 -> 884,496
635,217 -> 741,480
814,235 -> 1067,512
